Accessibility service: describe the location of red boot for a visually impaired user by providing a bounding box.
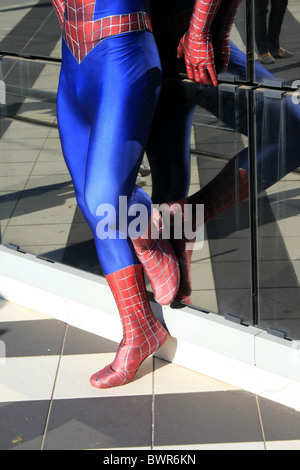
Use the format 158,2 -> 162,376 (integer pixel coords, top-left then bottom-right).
90,264 -> 169,389
130,207 -> 180,306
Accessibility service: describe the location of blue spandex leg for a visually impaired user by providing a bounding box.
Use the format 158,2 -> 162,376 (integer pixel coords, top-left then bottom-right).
147,79 -> 197,204
57,32 -> 161,275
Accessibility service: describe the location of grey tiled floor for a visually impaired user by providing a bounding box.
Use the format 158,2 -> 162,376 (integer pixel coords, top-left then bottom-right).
1,299 -> 300,451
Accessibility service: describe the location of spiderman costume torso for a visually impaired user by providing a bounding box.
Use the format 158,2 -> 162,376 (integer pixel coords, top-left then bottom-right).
52,0 -> 151,63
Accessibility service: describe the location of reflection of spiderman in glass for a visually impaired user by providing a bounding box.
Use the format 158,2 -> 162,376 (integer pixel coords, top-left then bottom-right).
148,0 -> 300,305
50,0 -> 244,388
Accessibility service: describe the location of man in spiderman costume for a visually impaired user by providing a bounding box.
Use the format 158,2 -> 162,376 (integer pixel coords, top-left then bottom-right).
49,0 -> 241,389
51,0 -> 179,390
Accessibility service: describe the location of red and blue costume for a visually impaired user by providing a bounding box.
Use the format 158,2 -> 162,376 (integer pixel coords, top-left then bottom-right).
50,0 -> 181,388
50,0 -> 244,388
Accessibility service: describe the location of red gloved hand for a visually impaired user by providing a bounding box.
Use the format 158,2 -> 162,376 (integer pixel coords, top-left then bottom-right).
177,0 -> 223,86
212,0 -> 242,74
50,0 -> 65,27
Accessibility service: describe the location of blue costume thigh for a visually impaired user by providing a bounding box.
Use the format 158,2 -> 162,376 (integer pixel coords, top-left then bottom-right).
57,32 -> 161,274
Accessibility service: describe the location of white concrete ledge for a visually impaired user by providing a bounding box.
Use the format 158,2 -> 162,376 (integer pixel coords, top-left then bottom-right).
1,244 -> 300,412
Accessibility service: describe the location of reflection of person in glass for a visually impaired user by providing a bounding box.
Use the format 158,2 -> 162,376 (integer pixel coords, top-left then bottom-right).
254,0 -> 293,64
148,0 -> 243,301
148,0 -> 300,304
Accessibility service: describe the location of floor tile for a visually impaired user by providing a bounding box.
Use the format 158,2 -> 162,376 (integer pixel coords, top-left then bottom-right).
23,175 -> 72,190
54,354 -> 154,400
0,318 -> 66,357
37,147 -> 64,162
0,138 -> 46,151
190,262 -> 217,291
0,176 -> 28,191
3,223 -> 73,246
190,289 -> 218,314
154,442 -> 266,450
0,400 -> 50,450
280,237 -> 300,261
1,121 -> 51,140
42,395 -> 153,450
266,440 -> 300,450
8,189 -> 77,226
0,299 -> 52,322
0,191 -> 20,221
154,390 -> 264,447
0,356 -> 60,402
277,215 -> 300,238
0,162 -> 34,177
63,325 -> 118,356
258,396 -> 300,442
0,149 -> 41,163
31,161 -> 69,176
154,358 -> 239,395
17,244 -> 71,261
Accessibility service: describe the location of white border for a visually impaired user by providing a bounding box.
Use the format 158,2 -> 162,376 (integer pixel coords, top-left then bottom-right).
1,244 -> 300,411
